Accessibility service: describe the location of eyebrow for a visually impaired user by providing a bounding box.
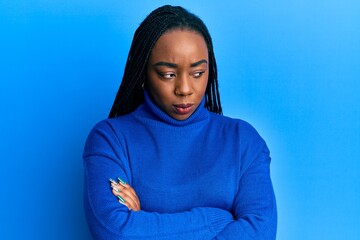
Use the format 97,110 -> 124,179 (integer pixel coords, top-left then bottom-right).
153,59 -> 208,68
190,59 -> 208,67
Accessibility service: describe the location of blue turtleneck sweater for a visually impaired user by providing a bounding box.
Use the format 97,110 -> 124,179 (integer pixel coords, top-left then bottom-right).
83,92 -> 277,239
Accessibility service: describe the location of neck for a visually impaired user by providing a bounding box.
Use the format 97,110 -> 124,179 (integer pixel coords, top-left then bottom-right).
134,91 -> 208,126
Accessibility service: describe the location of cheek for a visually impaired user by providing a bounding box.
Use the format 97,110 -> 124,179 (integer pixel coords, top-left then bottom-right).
147,80 -> 173,104
201,75 -> 209,92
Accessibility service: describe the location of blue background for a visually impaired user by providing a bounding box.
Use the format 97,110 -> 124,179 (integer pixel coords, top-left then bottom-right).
1,1 -> 359,239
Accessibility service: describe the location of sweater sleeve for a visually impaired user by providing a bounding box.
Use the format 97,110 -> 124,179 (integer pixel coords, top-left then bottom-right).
83,120 -> 233,240
214,137 -> 277,239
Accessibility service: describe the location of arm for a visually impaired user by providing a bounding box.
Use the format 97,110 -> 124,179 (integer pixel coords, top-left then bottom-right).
84,155 -> 232,240
214,145 -> 277,240
83,121 -> 233,240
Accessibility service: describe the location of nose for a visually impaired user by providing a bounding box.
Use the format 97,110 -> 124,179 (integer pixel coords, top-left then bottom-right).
174,74 -> 193,96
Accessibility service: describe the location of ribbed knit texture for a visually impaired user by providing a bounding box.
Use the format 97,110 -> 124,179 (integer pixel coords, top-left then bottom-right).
83,91 -> 277,239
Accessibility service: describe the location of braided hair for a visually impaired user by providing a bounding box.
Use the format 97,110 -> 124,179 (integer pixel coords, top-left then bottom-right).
108,5 -> 222,118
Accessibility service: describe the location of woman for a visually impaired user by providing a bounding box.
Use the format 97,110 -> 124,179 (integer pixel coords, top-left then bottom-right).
83,5 -> 277,239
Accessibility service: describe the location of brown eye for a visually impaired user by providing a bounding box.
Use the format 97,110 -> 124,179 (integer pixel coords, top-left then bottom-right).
193,71 -> 205,78
158,72 -> 176,79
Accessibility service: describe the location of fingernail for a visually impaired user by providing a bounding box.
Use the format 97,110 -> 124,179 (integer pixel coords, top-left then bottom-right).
109,178 -> 117,185
117,195 -> 126,203
117,177 -> 127,185
111,186 -> 120,193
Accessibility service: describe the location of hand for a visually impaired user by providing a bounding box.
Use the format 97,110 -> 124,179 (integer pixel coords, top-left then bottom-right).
109,178 -> 141,211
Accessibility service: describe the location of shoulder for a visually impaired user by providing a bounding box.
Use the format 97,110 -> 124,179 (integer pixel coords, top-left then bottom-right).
208,112 -> 265,143
210,113 -> 271,174
84,114 -> 135,148
89,113 -> 135,135
83,113 -> 139,161
209,112 -> 269,159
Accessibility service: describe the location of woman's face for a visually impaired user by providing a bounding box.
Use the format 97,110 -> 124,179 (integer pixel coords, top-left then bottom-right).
146,29 -> 209,120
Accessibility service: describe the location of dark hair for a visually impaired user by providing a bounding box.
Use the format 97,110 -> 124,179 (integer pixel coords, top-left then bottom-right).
108,5 -> 222,118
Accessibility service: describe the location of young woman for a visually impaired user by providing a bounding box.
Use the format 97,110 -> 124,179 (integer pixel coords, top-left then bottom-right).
83,5 -> 277,239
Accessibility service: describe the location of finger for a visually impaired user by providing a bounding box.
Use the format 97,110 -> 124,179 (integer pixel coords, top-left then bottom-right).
116,195 -> 132,210
118,199 -> 131,210
110,178 -> 141,210
117,177 -> 135,193
111,184 -> 140,210
117,177 -> 127,186
116,193 -> 132,209
116,178 -> 139,200
112,179 -> 140,207
110,178 -> 132,193
115,187 -> 140,210
111,182 -> 132,200
119,199 -> 140,212
116,192 -> 140,211
111,186 -> 121,196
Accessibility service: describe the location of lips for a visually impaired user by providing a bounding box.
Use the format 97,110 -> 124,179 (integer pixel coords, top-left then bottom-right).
173,103 -> 194,115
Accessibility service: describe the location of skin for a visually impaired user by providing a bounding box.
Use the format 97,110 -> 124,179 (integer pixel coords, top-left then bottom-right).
111,181 -> 141,211
111,29 -> 209,210
146,29 -> 209,120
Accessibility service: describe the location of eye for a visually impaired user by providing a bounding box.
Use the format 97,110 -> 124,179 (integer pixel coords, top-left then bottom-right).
193,71 -> 205,78
158,72 -> 176,79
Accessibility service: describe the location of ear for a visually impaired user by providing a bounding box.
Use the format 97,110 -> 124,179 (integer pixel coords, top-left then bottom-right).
142,75 -> 147,90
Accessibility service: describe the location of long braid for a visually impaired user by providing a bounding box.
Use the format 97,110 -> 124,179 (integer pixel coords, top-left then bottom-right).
109,5 -> 222,118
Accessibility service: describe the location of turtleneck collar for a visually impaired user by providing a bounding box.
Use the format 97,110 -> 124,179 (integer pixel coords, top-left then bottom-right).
133,90 -> 209,127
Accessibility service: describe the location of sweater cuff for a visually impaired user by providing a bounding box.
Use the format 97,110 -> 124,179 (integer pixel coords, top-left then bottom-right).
205,208 -> 233,235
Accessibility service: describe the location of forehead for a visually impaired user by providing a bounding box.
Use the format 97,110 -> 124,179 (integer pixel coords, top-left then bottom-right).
149,30 -> 208,61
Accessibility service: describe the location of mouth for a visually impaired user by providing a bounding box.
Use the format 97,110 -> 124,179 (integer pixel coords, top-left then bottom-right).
173,103 -> 194,115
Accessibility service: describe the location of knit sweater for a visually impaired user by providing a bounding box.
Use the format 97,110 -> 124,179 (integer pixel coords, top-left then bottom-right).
83,91 -> 277,239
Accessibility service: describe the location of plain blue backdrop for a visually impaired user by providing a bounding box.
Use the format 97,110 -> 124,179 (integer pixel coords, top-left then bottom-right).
1,1 -> 359,239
